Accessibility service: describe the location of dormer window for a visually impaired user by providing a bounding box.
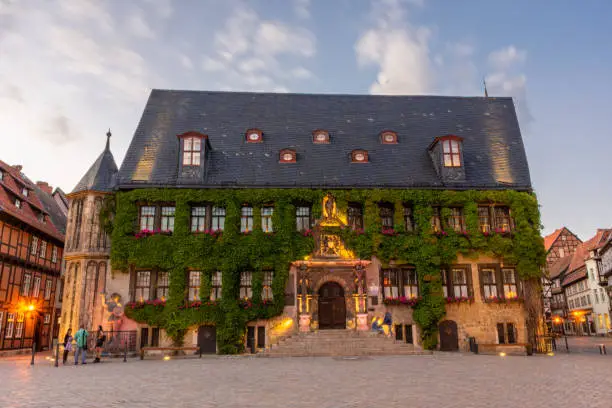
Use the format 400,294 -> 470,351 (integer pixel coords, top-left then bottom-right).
441,137 -> 462,167
22,188 -> 28,197
182,136 -> 201,166
15,198 -> 21,209
380,131 -> 398,144
38,213 -> 45,223
351,150 -> 368,163
0,170 -> 3,181
279,149 -> 296,163
312,130 -> 330,144
246,128 -> 263,143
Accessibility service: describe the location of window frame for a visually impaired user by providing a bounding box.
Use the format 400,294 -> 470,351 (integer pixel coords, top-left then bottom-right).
135,270 -> 151,302
32,275 -> 41,298
139,205 -> 156,232
191,206 -> 207,232
381,267 -> 418,299
379,203 -> 394,229
15,312 -> 24,338
182,136 -> 202,166
431,207 -> 442,233
156,271 -> 169,301
187,270 -> 201,301
447,207 -> 466,233
441,265 -> 473,298
5,313 -> 14,338
160,206 -> 176,233
21,273 -> 32,296
296,205 -> 312,232
239,271 -> 253,300
210,271 -> 222,301
15,198 -> 21,209
51,246 -> 58,263
39,240 -> 47,258
44,279 -> 53,300
262,270 -> 273,301
348,203 -> 364,230
442,139 -> 461,168
241,206 -> 254,233
261,206 -> 274,233
403,204 -> 415,232
478,205 -> 514,234
30,236 -> 39,255
479,265 -> 521,301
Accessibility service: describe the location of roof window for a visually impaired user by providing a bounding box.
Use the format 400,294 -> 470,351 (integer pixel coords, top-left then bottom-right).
312,130 -> 330,144
380,131 -> 398,144
279,149 -> 296,163
246,129 -> 263,143
351,150 -> 369,163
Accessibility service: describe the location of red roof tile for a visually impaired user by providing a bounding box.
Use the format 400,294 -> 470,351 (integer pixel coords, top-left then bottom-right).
543,228 -> 564,251
0,160 -> 65,242
560,229 -> 612,286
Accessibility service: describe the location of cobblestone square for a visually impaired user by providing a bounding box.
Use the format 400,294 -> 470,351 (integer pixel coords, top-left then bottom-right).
1,352 -> 610,408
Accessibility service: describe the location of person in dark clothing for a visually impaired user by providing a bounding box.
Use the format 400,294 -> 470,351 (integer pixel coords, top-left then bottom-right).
383,312 -> 393,337
94,326 -> 106,363
62,328 -> 73,365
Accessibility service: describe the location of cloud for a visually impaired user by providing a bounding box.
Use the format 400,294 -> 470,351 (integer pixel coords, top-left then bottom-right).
142,0 -> 173,19
293,0 -> 310,19
201,5 -> 316,92
355,0 -> 431,94
41,114 -> 80,144
179,54 -> 194,70
290,67 -> 313,79
126,11 -> 156,39
488,45 -> 526,70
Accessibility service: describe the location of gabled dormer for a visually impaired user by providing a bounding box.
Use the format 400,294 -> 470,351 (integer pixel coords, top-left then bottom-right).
177,131 -> 211,183
428,135 -> 465,183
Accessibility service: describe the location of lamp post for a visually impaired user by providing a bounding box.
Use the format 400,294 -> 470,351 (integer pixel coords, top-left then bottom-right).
26,303 -> 38,365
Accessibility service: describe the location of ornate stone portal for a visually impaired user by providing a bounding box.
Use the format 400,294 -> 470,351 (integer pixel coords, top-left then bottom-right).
295,194 -> 369,332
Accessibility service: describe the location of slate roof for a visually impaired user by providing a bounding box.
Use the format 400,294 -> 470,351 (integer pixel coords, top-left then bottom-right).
72,135 -> 118,194
0,160 -> 66,242
117,90 -> 533,190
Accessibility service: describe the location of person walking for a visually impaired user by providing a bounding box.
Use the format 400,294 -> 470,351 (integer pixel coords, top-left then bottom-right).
94,326 -> 106,363
62,328 -> 73,365
383,311 -> 393,338
73,325 -> 88,365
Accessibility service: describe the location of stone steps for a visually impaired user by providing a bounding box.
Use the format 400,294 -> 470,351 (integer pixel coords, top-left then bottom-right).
264,329 -> 431,357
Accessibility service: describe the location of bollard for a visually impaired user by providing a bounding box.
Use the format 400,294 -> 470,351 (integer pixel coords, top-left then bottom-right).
599,344 -> 607,355
123,342 -> 127,362
30,342 -> 36,366
564,336 -> 569,353
55,341 -> 59,367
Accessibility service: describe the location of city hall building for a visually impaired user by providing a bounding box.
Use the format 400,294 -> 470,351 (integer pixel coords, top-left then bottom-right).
60,90 -> 545,355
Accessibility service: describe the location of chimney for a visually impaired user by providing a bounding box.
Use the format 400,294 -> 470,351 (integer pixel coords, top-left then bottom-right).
12,165 -> 23,172
36,181 -> 53,194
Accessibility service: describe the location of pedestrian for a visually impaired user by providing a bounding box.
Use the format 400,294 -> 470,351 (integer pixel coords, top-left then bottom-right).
371,318 -> 384,334
62,328 -> 73,365
383,311 -> 393,337
73,325 -> 88,365
94,325 -> 106,363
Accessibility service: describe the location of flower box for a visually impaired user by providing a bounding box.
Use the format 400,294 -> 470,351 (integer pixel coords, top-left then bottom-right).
382,296 -> 421,306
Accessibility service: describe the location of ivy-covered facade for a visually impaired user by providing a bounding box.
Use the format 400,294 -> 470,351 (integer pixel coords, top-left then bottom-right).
62,90 -> 546,354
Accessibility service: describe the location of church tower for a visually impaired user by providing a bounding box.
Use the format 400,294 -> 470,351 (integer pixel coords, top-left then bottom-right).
60,131 -> 118,339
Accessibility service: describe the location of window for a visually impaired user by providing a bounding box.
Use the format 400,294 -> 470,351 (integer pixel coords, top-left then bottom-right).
156,272 -> 169,300
442,267 -> 472,298
15,198 -> 21,208
403,205 -> 414,232
161,206 -> 175,232
22,188 -> 28,197
348,203 -> 363,230
188,271 -> 201,301
44,313 -> 51,324
21,273 -> 32,296
380,130 -> 398,144
502,268 -> 518,299
431,207 -> 441,233
382,268 -> 417,299
497,322 -> 517,344
32,276 -> 41,298
447,207 -> 465,233
51,247 -> 58,263
261,207 -> 274,233
139,206 -> 156,231
481,268 -> 498,299
39,241 -> 47,258
183,137 -> 201,166
478,206 -> 491,233
262,270 -> 273,301
312,130 -> 330,144
212,207 -> 225,231
442,139 -> 461,167
241,206 -> 253,233
38,213 -> 45,223
15,313 -> 24,338
0,170 -> 3,180
559,248 -> 565,258
595,291 -> 600,303
296,206 -> 311,232
135,271 -> 151,302
245,129 -> 263,143
351,150 -> 368,163
240,271 -> 253,299
379,203 -> 394,229
494,207 -> 512,232
44,279 -> 52,300
31,236 -> 39,255
5,313 -> 14,338
211,271 -> 222,301
279,149 -> 296,163
191,207 -> 206,232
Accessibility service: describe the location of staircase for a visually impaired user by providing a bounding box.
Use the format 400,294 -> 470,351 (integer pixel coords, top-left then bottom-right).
264,330 -> 431,357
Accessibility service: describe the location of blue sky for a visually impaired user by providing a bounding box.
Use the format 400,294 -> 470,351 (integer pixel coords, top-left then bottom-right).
1,0 -> 610,240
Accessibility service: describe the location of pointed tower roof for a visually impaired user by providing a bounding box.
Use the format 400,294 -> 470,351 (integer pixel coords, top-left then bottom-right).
71,130 -> 118,195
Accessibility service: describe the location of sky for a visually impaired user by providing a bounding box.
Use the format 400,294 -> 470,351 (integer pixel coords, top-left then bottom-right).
1,0 -> 611,241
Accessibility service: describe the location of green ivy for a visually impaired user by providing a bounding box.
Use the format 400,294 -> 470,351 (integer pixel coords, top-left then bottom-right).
111,188 -> 545,352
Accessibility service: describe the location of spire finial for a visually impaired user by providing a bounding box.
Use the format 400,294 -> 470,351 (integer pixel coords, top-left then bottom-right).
483,77 -> 489,98
105,128 -> 111,150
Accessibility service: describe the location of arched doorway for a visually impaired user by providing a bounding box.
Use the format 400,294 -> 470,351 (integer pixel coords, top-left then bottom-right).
439,320 -> 459,351
318,282 -> 346,329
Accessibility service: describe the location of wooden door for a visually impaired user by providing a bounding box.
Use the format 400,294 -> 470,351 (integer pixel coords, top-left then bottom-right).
197,325 -> 217,354
439,320 -> 458,351
318,282 -> 346,329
